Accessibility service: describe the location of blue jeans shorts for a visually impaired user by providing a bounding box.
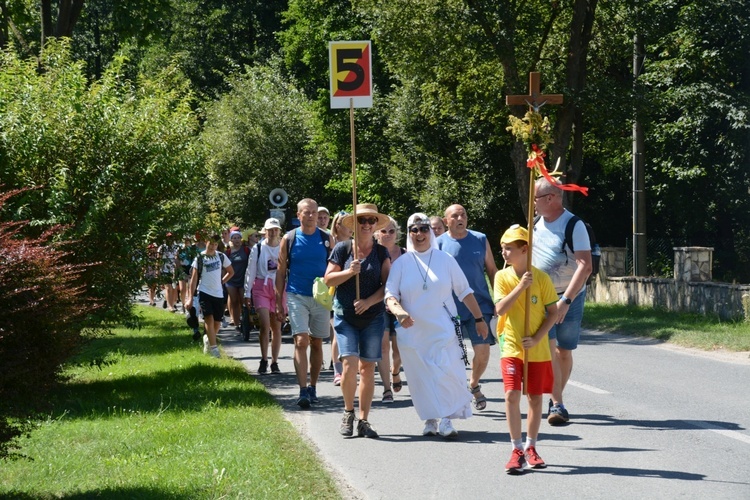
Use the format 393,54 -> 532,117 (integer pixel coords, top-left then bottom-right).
334,313 -> 385,362
461,312 -> 496,346
548,288 -> 586,350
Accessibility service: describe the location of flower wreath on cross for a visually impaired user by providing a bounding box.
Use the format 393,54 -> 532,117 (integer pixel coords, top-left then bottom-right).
507,110 -> 588,195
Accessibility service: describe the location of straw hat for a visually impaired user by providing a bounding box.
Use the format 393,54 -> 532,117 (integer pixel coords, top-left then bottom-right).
341,203 -> 391,231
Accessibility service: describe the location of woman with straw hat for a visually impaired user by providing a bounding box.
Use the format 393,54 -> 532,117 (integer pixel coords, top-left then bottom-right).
324,203 -> 392,439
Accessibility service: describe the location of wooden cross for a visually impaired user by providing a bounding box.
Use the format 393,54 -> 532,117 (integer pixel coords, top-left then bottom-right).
506,72 -> 563,111
505,71 -> 563,396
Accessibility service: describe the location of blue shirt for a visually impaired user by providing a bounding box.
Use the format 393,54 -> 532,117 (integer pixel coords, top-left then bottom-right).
286,228 -> 329,296
437,230 -> 494,320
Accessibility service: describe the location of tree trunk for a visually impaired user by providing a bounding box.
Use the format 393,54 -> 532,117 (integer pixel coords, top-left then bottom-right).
55,0 -> 85,38
551,0 -> 598,192
41,0 -> 53,47
0,1 -> 7,49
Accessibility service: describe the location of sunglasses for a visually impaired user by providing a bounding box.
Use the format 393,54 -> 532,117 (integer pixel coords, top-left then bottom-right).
357,216 -> 378,225
380,228 -> 396,234
409,225 -> 431,234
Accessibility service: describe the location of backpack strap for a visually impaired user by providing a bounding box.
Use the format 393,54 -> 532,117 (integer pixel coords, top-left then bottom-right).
563,216 -> 581,255
255,241 -> 262,265
284,228 -> 298,269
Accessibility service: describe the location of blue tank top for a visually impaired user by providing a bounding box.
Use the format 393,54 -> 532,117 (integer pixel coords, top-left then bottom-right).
437,230 -> 494,319
286,228 -> 329,296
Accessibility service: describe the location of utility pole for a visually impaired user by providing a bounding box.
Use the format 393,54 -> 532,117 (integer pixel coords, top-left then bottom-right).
633,33 -> 647,275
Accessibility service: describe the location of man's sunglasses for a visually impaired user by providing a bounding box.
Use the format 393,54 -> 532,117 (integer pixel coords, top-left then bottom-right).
357,217 -> 378,225
408,226 -> 431,234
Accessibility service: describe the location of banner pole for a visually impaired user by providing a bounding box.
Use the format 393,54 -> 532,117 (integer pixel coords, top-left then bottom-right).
350,98 -> 360,300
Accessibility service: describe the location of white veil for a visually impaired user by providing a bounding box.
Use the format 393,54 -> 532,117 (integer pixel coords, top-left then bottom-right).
406,212 -> 439,253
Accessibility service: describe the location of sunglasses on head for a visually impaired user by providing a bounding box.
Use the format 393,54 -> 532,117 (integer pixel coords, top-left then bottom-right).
380,228 -> 396,234
409,225 -> 431,234
357,216 -> 378,225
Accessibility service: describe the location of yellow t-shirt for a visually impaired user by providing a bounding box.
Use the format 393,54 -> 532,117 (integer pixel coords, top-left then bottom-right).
493,265 -> 558,362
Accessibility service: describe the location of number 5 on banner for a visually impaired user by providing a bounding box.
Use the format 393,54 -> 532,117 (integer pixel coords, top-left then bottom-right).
329,41 -> 372,109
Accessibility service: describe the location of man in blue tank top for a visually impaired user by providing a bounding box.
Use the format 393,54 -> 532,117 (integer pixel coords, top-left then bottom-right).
276,198 -> 333,408
437,204 -> 498,412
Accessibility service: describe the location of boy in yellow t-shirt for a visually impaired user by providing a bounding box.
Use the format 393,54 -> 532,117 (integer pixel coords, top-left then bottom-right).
494,225 -> 558,474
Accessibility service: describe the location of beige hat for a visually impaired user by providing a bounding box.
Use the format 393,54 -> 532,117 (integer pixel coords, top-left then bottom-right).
341,203 -> 391,231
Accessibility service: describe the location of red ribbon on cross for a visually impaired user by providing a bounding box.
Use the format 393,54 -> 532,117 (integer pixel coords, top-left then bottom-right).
527,144 -> 589,196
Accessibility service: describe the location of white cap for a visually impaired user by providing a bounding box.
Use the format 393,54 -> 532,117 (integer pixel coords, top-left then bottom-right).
263,218 -> 282,230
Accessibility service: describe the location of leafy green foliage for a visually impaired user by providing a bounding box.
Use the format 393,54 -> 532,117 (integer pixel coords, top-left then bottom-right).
0,40 -> 204,325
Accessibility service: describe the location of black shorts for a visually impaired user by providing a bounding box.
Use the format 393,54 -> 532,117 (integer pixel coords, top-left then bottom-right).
199,291 -> 226,321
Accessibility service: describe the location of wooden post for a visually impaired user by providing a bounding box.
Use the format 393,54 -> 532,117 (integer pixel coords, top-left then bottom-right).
506,72 -> 563,395
349,98 -> 360,299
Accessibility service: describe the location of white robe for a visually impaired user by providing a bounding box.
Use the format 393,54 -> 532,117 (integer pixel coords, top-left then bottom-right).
385,248 -> 474,421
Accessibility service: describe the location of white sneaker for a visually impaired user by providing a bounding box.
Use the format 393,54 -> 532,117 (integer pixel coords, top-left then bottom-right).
422,419 -> 439,436
203,334 -> 209,354
209,346 -> 220,358
439,418 -> 458,438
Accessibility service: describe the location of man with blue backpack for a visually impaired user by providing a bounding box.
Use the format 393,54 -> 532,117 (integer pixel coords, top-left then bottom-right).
275,198 -> 333,408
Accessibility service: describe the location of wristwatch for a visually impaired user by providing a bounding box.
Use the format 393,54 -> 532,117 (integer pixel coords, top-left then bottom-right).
560,295 -> 572,305
474,316 -> 485,323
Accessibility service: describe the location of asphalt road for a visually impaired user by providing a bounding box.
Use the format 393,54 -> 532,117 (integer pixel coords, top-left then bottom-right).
217,323 -> 750,499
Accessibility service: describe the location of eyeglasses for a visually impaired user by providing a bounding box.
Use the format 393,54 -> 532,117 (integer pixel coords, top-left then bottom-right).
380,228 -> 396,234
534,193 -> 552,200
358,216 -> 378,225
409,225 -> 431,234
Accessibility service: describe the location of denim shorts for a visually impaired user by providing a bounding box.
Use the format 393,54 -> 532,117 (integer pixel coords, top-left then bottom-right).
548,289 -> 586,350
460,312 -> 496,346
287,293 -> 330,339
334,313 -> 385,362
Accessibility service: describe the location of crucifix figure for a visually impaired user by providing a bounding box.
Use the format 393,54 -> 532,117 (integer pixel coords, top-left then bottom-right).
506,72 -> 563,112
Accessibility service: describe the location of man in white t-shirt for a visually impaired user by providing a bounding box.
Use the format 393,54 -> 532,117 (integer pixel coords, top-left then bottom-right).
532,178 -> 592,425
186,234 -> 234,358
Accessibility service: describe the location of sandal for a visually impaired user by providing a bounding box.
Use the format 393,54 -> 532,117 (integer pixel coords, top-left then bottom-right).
470,385 -> 487,411
382,389 -> 394,404
392,372 -> 403,392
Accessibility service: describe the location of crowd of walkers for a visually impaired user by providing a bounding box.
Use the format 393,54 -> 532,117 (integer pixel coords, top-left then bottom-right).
143,180 -> 593,475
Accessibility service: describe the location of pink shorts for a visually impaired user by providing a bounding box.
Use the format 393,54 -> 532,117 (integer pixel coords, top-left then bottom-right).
252,277 -> 287,314
501,357 -> 553,395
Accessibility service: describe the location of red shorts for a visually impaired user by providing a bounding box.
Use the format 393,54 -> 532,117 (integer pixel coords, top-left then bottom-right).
501,357 -> 553,395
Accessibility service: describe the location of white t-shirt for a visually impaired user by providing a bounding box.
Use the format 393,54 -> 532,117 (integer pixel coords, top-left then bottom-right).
532,209 -> 591,293
192,252 -> 231,298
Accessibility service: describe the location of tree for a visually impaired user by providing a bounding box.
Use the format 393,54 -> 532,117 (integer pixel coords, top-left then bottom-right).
201,60 -> 333,228
0,40 -> 204,324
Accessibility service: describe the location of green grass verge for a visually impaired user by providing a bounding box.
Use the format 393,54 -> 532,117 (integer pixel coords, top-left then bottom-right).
583,302 -> 750,351
0,306 -> 342,499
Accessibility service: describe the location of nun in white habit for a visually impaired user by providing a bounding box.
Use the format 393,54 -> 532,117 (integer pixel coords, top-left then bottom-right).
384,213 -> 489,438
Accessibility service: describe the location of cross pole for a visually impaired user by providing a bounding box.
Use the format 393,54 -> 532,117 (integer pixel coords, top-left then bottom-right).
506,71 -> 563,395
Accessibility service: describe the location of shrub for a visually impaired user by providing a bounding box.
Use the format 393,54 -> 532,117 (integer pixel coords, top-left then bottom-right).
0,188 -> 96,460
